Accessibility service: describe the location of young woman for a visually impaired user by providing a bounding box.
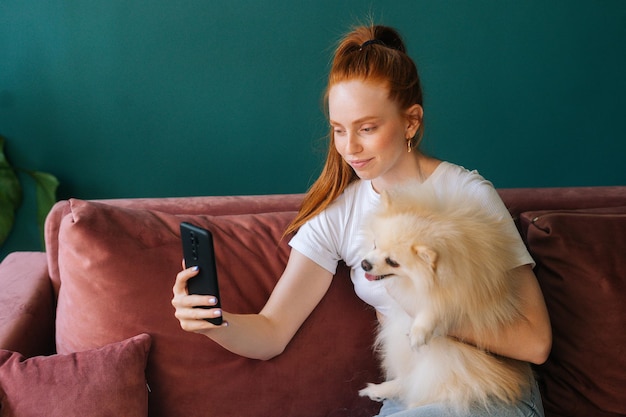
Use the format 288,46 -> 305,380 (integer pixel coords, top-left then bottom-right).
172,24 -> 552,417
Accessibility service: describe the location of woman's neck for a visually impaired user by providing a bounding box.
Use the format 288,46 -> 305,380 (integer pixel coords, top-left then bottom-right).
372,152 -> 441,193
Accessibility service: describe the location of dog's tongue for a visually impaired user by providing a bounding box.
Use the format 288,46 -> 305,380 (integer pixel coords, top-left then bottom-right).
364,273 -> 379,281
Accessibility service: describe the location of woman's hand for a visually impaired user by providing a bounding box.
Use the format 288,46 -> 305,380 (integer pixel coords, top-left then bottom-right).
171,263 -> 228,334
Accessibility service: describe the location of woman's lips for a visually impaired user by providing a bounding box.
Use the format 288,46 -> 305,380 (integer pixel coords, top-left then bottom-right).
348,158 -> 373,170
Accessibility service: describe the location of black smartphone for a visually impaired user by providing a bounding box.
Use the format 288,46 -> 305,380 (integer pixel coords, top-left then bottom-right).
180,222 -> 223,325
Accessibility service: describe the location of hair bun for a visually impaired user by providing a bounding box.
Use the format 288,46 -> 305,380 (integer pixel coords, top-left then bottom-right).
373,25 -> 406,53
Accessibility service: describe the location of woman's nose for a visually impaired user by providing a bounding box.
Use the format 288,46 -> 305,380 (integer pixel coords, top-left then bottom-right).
345,132 -> 362,154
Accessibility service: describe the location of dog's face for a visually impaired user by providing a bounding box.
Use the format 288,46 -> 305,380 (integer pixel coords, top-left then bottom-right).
361,212 -> 439,285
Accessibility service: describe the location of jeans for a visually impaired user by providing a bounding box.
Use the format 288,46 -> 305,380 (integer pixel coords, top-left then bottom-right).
374,377 -> 544,417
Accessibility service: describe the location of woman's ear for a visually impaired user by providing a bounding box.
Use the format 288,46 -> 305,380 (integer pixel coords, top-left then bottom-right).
405,104 -> 423,138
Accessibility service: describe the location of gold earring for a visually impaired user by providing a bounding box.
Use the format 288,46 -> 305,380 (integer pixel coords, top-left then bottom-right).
407,138 -> 412,153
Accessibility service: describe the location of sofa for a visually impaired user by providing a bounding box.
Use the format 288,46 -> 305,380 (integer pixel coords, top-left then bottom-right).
0,186 -> 625,417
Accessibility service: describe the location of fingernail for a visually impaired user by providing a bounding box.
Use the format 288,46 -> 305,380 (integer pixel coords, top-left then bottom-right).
191,266 -> 199,271
208,297 -> 217,304
213,309 -> 222,317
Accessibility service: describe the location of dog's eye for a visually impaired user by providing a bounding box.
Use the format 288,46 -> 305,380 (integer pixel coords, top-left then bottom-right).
385,257 -> 400,268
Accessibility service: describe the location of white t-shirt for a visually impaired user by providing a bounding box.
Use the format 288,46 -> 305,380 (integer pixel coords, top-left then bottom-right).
288,161 -> 534,315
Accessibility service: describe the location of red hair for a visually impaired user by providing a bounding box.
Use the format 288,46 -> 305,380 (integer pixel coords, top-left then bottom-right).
285,25 -> 424,236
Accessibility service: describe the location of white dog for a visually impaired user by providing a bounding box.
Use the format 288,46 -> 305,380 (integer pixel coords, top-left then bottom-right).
358,183 -> 532,414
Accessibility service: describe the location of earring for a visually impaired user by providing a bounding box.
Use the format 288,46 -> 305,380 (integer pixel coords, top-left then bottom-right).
407,138 -> 412,153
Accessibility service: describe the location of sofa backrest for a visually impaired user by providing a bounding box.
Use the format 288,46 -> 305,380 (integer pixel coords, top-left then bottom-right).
45,193 -> 304,297
45,186 -> 626,298
497,185 -> 626,219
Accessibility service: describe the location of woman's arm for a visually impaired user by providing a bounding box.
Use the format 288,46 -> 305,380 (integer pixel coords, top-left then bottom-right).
450,265 -> 552,365
172,249 -> 334,360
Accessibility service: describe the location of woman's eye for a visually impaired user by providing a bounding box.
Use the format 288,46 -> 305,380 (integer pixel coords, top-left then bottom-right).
361,126 -> 376,133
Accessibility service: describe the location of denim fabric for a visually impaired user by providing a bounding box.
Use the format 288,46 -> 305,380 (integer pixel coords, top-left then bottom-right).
374,377 -> 544,417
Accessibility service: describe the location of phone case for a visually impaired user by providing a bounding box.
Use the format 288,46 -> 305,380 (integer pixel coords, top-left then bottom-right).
180,222 -> 223,325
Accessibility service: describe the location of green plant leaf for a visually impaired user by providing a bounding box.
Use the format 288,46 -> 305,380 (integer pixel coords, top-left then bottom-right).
0,136 -> 23,247
25,170 -> 59,249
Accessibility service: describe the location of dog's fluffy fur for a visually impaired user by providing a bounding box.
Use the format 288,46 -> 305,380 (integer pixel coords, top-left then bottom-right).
358,183 -> 532,414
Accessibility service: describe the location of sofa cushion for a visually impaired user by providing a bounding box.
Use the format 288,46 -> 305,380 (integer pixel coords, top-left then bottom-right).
0,333 -> 151,417
55,199 -> 380,417
521,207 -> 626,417
0,252 -> 54,357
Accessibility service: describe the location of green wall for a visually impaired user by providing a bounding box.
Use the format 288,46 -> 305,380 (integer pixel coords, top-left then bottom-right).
2,0 -> 626,257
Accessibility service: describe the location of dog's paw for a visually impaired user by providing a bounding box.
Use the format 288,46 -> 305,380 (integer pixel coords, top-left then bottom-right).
359,380 -> 401,402
408,323 -> 433,350
359,383 -> 387,402
408,314 -> 438,350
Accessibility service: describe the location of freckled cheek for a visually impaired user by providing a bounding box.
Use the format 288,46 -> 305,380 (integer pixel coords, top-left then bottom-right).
333,139 -> 341,155
371,137 -> 397,155
333,136 -> 347,156
383,133 -> 406,153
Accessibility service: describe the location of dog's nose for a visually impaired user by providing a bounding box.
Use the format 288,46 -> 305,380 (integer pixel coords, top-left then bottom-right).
361,259 -> 373,272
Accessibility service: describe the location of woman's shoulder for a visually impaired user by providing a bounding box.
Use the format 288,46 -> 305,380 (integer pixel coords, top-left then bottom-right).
430,161 -> 493,189
430,161 -> 515,222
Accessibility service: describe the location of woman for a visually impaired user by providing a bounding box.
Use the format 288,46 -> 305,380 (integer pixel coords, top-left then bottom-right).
172,24 -> 551,417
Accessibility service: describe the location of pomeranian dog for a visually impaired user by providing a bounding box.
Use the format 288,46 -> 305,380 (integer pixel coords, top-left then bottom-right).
358,182 -> 532,414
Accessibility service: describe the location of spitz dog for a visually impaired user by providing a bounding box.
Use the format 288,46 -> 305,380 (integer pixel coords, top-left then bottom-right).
358,183 -> 532,414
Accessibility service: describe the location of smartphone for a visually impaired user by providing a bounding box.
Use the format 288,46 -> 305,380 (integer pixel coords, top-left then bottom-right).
180,222 -> 223,325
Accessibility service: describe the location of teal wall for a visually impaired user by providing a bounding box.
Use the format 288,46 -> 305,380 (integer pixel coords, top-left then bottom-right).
2,1 -> 626,256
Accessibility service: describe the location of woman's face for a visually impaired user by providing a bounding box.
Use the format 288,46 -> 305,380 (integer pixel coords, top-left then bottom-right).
328,80 -> 422,191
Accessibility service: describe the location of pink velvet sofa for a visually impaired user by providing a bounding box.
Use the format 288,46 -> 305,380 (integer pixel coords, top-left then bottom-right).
1,186 -> 625,417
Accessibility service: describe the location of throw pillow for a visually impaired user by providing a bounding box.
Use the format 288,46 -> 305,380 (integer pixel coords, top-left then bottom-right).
54,199 -> 380,417
0,333 -> 151,417
521,207 -> 626,417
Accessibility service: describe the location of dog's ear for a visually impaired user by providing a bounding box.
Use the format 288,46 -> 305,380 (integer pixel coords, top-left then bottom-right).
413,245 -> 438,271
